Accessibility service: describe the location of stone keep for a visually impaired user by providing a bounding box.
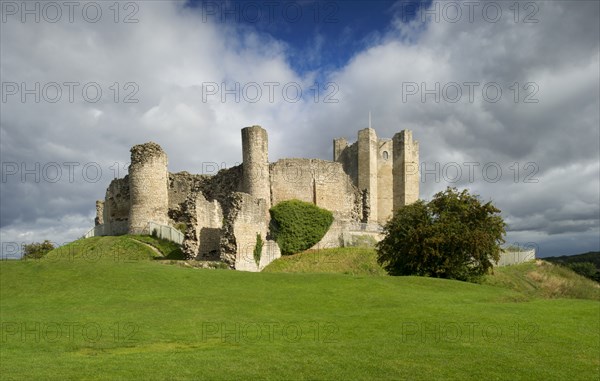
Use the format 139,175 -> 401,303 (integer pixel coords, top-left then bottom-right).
334,127 -> 419,224
393,130 -> 419,208
128,142 -> 169,233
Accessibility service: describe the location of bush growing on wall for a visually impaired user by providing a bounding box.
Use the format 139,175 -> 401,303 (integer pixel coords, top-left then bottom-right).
175,223 -> 187,234
269,200 -> 334,255
254,233 -> 263,266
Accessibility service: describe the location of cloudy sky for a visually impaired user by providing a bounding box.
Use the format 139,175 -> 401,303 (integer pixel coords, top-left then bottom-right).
1,0 -> 598,258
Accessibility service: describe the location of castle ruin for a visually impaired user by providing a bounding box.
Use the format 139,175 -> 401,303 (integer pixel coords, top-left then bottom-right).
93,126 -> 419,271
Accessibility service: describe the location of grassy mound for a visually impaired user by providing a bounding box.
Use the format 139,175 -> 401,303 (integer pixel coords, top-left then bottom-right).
263,247 -> 386,276
483,260 -> 600,301
127,235 -> 185,260
43,235 -> 185,262
269,199 -> 334,255
265,248 -> 599,301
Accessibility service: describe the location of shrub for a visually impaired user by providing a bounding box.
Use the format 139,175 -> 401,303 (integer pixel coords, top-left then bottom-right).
269,200 -> 334,255
175,223 -> 187,234
22,240 -> 55,260
254,234 -> 263,266
376,187 -> 506,282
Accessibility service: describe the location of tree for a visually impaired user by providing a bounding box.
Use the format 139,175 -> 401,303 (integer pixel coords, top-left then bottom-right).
22,240 -> 55,260
376,187 -> 506,282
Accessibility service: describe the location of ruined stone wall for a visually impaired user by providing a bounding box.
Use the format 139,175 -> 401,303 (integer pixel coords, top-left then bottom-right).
308,218 -> 344,250
200,165 -> 243,204
334,140 -> 358,185
180,165 -> 243,263
377,139 -> 394,224
230,192 -> 281,272
95,200 -> 104,226
309,219 -> 384,251
314,160 -> 362,221
103,176 -> 130,235
270,158 -> 361,221
167,171 -> 209,227
231,192 -> 268,271
393,130 -> 419,208
333,138 -> 348,162
168,172 -> 207,209
182,193 -> 223,260
128,142 -> 169,233
196,196 -> 223,259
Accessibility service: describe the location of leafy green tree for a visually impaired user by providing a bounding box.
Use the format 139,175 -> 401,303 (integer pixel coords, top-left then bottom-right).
376,187 -> 506,282
22,240 -> 55,260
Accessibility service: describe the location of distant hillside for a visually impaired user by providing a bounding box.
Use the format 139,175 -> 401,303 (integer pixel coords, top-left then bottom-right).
544,251 -> 600,267
543,252 -> 600,282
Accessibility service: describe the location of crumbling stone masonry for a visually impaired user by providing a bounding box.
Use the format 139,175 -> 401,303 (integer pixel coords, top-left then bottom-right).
94,125 -> 419,271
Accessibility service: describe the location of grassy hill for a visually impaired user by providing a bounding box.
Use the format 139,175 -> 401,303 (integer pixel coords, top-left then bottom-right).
266,247 -> 599,301
263,247 -> 386,276
482,260 -> 599,301
1,239 -> 598,380
43,235 -> 185,262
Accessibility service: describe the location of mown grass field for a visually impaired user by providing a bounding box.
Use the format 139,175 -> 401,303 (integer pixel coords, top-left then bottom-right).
1,237 -> 598,380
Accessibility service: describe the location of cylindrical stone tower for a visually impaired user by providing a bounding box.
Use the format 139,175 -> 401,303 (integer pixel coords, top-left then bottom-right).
128,142 -> 169,234
242,125 -> 271,209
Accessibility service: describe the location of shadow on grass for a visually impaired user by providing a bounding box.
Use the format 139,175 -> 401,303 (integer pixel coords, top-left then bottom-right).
154,248 -> 186,260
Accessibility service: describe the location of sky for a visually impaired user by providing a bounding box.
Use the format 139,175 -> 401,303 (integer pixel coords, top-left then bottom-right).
1,0 -> 599,258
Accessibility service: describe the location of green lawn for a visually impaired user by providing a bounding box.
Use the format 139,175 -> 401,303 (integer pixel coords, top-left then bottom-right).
1,238 -> 598,380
